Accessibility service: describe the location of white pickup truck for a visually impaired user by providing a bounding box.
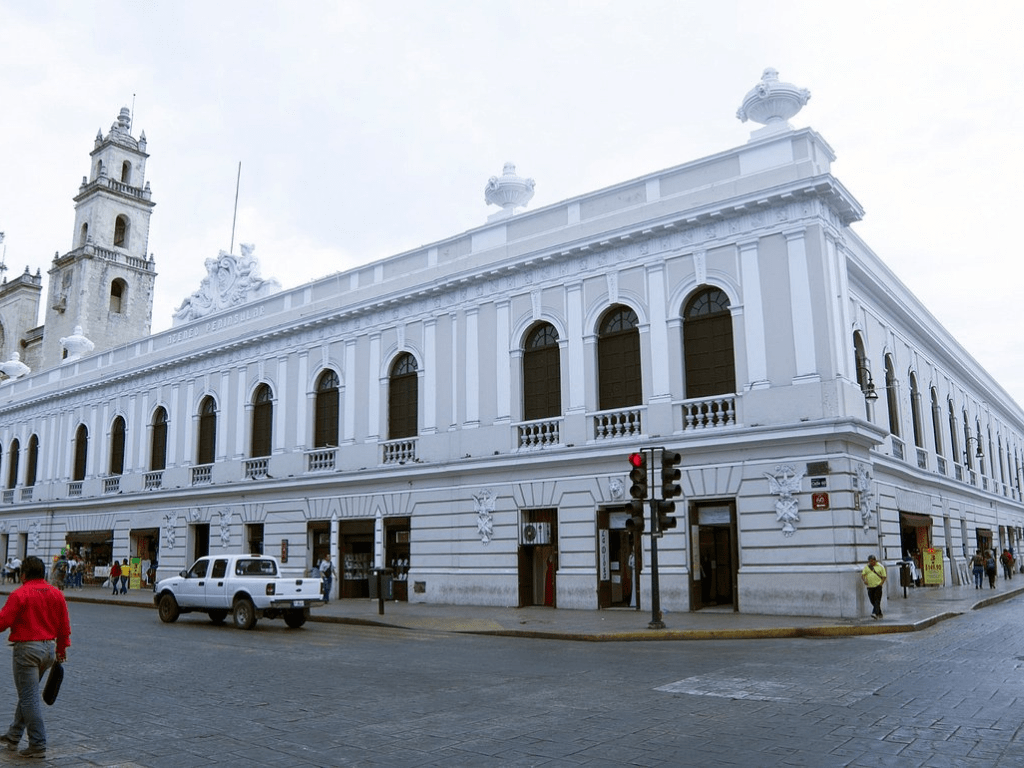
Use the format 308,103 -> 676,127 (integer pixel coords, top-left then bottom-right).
154,554 -> 322,629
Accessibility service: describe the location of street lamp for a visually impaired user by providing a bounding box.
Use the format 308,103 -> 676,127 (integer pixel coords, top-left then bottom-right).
857,365 -> 879,401
964,435 -> 984,463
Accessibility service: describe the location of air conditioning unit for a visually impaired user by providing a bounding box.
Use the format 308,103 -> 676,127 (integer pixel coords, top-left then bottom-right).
521,521 -> 551,545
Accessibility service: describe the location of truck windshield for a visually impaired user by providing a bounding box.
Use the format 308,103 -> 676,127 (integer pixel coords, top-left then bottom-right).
235,559 -> 277,577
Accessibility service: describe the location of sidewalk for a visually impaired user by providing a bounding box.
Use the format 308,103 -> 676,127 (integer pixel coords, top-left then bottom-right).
4,578 -> 1022,641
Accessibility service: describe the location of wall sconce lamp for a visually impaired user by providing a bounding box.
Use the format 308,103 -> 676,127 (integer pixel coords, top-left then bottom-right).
964,435 -> 984,462
857,366 -> 879,401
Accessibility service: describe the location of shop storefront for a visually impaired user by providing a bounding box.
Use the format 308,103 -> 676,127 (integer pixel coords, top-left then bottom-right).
64,530 -> 113,584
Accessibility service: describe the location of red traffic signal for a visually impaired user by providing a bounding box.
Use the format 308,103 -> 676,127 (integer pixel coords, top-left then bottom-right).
628,452 -> 648,499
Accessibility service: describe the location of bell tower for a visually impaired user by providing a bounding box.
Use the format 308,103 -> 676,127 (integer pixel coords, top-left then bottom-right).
40,107 -> 157,368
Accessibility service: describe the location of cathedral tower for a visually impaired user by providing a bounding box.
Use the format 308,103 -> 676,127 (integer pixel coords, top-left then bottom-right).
40,107 -> 157,368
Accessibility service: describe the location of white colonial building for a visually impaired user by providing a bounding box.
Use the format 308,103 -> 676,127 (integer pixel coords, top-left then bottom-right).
1,71 -> 1022,618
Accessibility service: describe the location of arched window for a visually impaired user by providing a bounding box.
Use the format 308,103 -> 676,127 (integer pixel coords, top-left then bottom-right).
6,438 -> 19,489
79,222 -> 89,247
110,416 -> 126,476
73,424 -> 89,481
113,215 -> 129,248
683,289 -> 735,399
884,355 -> 900,437
597,305 -> 641,410
26,435 -> 39,487
121,161 -> 132,184
523,323 -> 561,421
197,396 -> 217,465
314,370 -> 340,448
110,279 -> 127,313
909,373 -> 924,448
930,388 -> 943,457
980,422 -> 989,477
388,353 -> 419,440
150,407 -> 168,471
251,384 -> 273,458
948,400 -> 960,464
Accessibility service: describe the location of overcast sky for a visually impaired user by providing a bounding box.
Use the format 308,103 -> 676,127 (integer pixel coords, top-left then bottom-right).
2,1 -> 1022,404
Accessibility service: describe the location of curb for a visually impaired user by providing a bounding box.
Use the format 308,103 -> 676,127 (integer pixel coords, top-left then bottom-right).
33,587 -> 1024,642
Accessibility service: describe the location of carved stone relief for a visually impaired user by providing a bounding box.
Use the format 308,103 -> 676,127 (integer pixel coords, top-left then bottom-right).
172,244 -> 281,325
765,464 -> 804,536
474,489 -> 496,544
855,465 -> 875,532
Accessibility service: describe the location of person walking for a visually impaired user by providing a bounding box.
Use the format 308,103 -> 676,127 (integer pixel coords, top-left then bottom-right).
861,555 -> 887,620
9,557 -> 21,584
1001,549 -> 1014,580
0,555 -> 72,759
119,558 -> 129,594
109,560 -> 121,595
320,556 -> 334,604
970,550 -> 985,589
985,550 -> 998,589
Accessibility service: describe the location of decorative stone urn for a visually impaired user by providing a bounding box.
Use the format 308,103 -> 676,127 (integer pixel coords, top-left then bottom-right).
736,68 -> 811,128
484,163 -> 535,220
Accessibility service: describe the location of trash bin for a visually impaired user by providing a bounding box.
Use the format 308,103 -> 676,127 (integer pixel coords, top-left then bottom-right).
370,569 -> 394,600
899,561 -> 912,588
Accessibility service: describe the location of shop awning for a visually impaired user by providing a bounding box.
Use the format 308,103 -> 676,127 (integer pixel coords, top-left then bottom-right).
64,531 -> 113,544
899,512 -> 931,528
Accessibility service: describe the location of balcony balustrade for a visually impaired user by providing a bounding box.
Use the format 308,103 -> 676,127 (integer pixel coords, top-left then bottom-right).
306,448 -> 337,473
382,438 -> 417,465
681,395 -> 737,430
517,418 -> 561,450
592,407 -> 643,440
245,458 -> 269,480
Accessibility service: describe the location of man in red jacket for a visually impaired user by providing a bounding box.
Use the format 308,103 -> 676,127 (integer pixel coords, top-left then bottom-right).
0,556 -> 71,759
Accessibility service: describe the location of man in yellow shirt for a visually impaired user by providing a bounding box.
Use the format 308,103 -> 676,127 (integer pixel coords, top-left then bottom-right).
861,555 -> 887,619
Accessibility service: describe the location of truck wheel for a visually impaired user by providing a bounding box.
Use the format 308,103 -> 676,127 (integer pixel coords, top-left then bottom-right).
208,609 -> 228,625
284,608 -> 308,628
158,594 -> 180,623
232,598 -> 257,630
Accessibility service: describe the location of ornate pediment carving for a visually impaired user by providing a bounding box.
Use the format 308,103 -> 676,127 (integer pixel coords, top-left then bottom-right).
172,243 -> 281,325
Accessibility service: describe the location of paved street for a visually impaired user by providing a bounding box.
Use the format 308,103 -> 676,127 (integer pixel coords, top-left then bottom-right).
0,593 -> 1022,766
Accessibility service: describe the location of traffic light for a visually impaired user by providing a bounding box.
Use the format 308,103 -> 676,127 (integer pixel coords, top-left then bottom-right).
656,500 -> 678,531
657,450 -> 682,532
628,452 -> 648,500
660,450 -> 682,500
625,510 -> 645,533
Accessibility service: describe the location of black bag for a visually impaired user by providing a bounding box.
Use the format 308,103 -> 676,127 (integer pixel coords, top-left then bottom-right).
42,662 -> 63,706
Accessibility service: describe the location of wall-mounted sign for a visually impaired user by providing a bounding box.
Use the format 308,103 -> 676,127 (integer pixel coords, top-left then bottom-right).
811,492 -> 830,510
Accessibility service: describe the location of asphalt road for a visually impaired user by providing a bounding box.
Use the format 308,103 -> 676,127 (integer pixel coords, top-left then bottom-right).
3,596 -> 1023,766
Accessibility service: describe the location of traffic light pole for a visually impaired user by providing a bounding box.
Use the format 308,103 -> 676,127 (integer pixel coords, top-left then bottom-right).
648,497 -> 664,629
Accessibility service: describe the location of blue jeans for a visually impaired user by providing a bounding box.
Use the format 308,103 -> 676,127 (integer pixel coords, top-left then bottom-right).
5,641 -> 55,749
973,566 -> 983,588
322,576 -> 332,603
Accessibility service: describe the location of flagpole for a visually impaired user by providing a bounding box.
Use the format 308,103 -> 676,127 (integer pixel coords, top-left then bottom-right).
230,162 -> 241,254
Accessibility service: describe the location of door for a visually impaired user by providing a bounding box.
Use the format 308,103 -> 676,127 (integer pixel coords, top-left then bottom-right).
596,508 -> 635,609
690,501 -> 737,610
519,509 -> 558,607
204,558 -> 230,608
178,558 -> 210,607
